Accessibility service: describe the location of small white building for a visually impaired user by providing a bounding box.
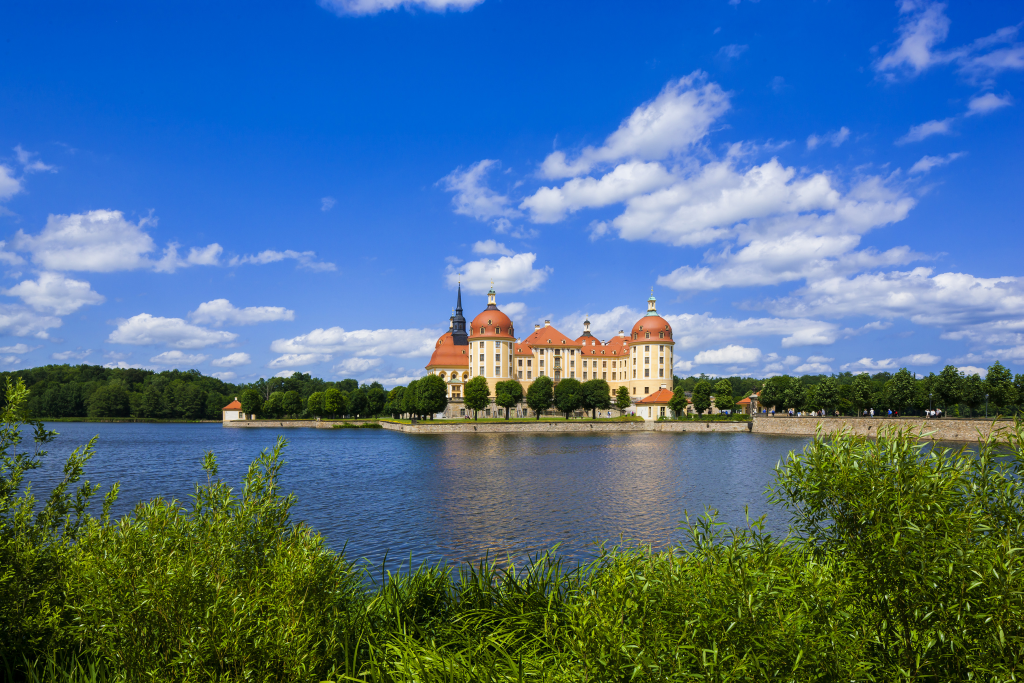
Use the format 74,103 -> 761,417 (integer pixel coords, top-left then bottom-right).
636,385 -> 674,421
222,397 -> 246,423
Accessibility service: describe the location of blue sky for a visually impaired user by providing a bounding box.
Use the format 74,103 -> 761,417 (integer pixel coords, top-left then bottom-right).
0,0 -> 1021,385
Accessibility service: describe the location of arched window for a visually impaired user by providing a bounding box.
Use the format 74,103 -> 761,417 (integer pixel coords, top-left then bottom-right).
480,327 -> 485,334
645,332 -> 650,339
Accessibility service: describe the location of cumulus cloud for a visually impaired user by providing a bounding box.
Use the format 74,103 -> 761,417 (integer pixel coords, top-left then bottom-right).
500,301 -> 528,323
104,361 -> 145,370
212,352 -> 251,367
522,161 -> 675,224
909,152 -> 965,174
441,159 -> 520,231
794,355 -> 834,373
445,252 -> 551,294
694,345 -> 762,365
538,72 -> 731,179
333,357 -> 382,373
0,241 -> 24,267
472,240 -> 514,256
3,272 -> 105,315
268,353 -> 332,368
896,118 -> 954,144
556,306 -> 638,341
761,353 -> 802,374
13,146 -> 54,174
901,352 -> 941,365
840,353 -> 940,373
966,92 -> 1013,115
12,210 -> 219,274
108,313 -> 238,349
0,305 -> 61,338
806,127 -> 850,150
0,165 -> 21,204
52,349 -> 91,361
186,243 -> 223,266
957,365 -> 987,377
188,299 -> 295,326
211,371 -> 237,381
228,249 -> 335,272
150,350 -> 209,366
271,326 -> 440,359
319,0 -> 483,16
660,312 -> 841,349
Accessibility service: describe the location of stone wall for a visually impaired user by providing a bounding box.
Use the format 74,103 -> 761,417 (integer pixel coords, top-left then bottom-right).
379,420 -> 752,434
224,419 -> 377,429
752,415 -> 1011,442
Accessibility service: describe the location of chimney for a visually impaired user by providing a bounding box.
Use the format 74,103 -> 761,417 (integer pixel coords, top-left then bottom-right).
618,330 -> 624,337
534,324 -> 540,331
544,320 -> 551,327
660,384 -> 666,390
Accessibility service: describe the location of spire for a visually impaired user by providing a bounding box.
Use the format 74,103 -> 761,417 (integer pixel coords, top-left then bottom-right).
486,281 -> 498,310
645,289 -> 658,317
451,282 -> 468,345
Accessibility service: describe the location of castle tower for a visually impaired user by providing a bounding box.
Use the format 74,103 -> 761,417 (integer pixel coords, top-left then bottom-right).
451,282 -> 468,346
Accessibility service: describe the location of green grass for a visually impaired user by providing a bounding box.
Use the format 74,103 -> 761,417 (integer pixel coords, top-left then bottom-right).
382,415 -> 644,424
36,417 -> 221,423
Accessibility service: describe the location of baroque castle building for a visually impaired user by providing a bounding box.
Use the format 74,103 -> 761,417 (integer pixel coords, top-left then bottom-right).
426,285 -> 675,417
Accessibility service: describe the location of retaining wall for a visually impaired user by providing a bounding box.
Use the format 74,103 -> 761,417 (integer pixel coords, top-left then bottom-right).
379,420 -> 752,434
752,415 -> 1011,442
224,420 -> 377,429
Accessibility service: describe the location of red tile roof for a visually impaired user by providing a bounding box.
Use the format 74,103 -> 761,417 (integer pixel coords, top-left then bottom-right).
521,325 -> 580,347
223,399 -> 242,410
638,387 -> 675,404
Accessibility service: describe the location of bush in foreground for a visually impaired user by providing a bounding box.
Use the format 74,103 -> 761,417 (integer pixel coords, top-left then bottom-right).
2,375 -> 1023,681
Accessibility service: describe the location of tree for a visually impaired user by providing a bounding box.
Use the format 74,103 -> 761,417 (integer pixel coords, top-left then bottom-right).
282,390 -> 303,417
494,379 -> 523,419
1016,374 -> 1024,414
962,373 -> 985,417
885,368 -> 916,414
668,384 -> 688,417
87,384 -> 130,418
263,391 -> 284,418
526,374 -> 554,419
783,378 -> 805,412
323,387 -> 345,418
348,389 -> 368,418
692,379 -> 712,415
240,388 -> 264,419
712,379 -> 734,413
463,376 -> 490,420
581,379 -> 611,418
934,365 -> 963,413
306,391 -> 324,418
615,386 -> 631,415
985,361 -> 1018,413
816,376 -> 840,414
851,374 -> 872,415
366,384 -> 387,417
140,385 -> 166,418
387,386 -> 406,418
759,375 -> 787,412
402,380 -> 420,419
417,374 -> 449,419
553,377 -> 583,418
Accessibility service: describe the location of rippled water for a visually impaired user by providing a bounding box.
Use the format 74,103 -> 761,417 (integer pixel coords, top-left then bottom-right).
28,423 -> 811,567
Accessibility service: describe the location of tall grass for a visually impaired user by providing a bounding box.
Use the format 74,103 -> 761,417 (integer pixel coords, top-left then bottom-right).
2,375 -> 1023,681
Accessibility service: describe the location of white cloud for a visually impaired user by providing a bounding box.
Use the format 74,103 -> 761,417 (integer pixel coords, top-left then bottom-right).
794,360 -> 833,373
186,243 -> 223,266
0,165 -> 20,203
441,159 -> 519,231
762,353 -> 802,374
12,210 -> 219,274
901,352 -> 940,365
333,357 -> 382,373
321,196 -> 336,211
319,0 -> 483,17
522,161 -> 675,224
360,372 -> 424,387
3,272 -> 105,315
188,299 -> 295,326
909,152 -> 965,174
445,252 -> 551,294
766,268 -> 1024,331
806,127 -> 850,150
472,240 -> 514,256
538,72 -> 731,179
228,249 -> 336,272
0,241 -> 25,267
271,326 -> 440,358
896,118 -> 954,144
109,313 -> 238,349
501,301 -> 528,323
694,345 -> 762,365
274,370 -> 296,378
52,349 -> 91,360
150,350 -> 209,366
0,304 -> 61,338
966,92 -> 1013,115
211,371 -> 237,381
717,44 -> 748,60
0,343 -> 33,354
557,306 -> 638,341
659,312 -> 841,349
14,146 -> 54,174
212,352 -> 251,367
839,358 -> 898,372
268,353 -> 332,368
957,365 -> 987,377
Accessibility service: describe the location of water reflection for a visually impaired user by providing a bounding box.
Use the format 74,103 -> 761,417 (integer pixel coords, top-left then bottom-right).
30,424 -> 811,567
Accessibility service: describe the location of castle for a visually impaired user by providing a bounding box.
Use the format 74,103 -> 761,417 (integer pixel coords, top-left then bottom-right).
426,285 -> 677,418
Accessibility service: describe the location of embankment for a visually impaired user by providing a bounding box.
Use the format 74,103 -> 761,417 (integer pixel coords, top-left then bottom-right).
379,420 -> 752,434
752,415 -> 1010,441
224,419 -> 378,429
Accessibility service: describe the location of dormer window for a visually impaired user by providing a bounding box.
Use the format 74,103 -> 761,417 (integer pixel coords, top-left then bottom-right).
480,327 -> 485,334
659,332 -> 664,338
645,332 -> 650,339
496,327 -> 501,334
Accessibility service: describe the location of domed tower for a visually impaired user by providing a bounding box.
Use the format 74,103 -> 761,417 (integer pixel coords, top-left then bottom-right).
468,285 -> 516,392
627,290 -> 674,400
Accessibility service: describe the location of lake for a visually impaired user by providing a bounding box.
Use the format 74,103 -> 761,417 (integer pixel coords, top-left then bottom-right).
27,423 -> 811,568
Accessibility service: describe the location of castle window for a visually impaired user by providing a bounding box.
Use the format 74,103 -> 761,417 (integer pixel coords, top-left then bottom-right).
496,327 -> 500,334
518,371 -> 523,379
583,372 -> 588,379
495,353 -> 501,361
645,332 -> 650,339
645,369 -> 650,377
480,327 -> 485,334
583,360 -> 588,367
645,346 -> 650,352
659,332 -> 664,338
479,366 -> 485,375
518,359 -> 523,366
480,341 -> 485,348
479,353 -> 484,361
527,371 -> 532,379
659,369 -> 664,377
